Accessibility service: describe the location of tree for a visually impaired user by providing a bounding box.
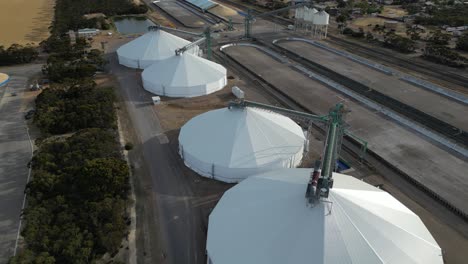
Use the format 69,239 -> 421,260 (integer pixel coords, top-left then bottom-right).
456,33 -> 468,51
86,49 -> 107,67
366,32 -> 375,41
20,128 -> 129,263
337,0 -> 347,8
406,27 -> 421,40
336,14 -> 348,24
423,44 -> 467,68
427,30 -> 451,46
34,82 -> 116,134
384,32 -> 416,53
0,44 -> 39,66
78,158 -> 130,200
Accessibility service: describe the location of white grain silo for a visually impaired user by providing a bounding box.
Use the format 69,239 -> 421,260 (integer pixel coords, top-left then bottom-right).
312,10 -> 329,38
294,6 -> 305,29
117,29 -> 199,69
302,7 -> 318,31
178,107 -> 306,183
141,52 -> 226,97
207,169 -> 444,264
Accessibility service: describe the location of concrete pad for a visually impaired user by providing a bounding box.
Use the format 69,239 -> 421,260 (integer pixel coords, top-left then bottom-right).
279,41 -> 468,131
224,45 -> 468,216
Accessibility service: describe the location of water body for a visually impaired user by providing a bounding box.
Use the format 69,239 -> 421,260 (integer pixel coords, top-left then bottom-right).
114,18 -> 155,35
0,0 -> 55,46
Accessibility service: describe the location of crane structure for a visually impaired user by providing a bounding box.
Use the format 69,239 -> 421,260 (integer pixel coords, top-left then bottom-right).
243,1 -> 311,38
148,25 -> 213,59
228,99 -> 367,204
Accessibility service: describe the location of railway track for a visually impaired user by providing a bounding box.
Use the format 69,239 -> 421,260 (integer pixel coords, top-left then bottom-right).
326,36 -> 468,92
215,0 -> 468,92
213,48 -> 468,222
265,40 -> 468,148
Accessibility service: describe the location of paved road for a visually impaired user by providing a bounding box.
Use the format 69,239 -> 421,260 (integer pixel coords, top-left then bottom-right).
0,73 -> 33,263
108,53 -> 209,264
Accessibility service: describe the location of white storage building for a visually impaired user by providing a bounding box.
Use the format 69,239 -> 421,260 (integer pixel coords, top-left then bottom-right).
207,169 -> 443,264
141,52 -> 227,97
117,30 -> 199,69
178,107 -> 306,182
313,10 -> 330,25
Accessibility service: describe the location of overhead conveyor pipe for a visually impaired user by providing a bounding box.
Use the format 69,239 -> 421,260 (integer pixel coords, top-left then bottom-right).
175,37 -> 206,55
228,99 -> 328,123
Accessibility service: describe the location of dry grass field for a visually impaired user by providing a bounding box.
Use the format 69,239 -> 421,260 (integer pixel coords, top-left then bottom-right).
0,0 -> 55,46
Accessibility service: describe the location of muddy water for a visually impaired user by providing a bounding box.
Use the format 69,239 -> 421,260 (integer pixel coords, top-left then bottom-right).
0,0 -> 55,47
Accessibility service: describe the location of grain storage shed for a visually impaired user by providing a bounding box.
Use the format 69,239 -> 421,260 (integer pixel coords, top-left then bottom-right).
178,107 -> 306,182
207,169 -> 443,264
141,52 -> 226,97
117,29 -> 198,69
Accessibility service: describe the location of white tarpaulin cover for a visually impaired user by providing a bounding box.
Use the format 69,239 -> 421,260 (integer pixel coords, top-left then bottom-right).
179,107 -> 305,182
142,53 -> 227,97
207,169 -> 443,264
117,30 -> 198,69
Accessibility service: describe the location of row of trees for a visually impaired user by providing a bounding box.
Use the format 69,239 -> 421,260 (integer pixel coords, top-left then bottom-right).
343,27 -> 417,54
10,129 -> 129,263
456,33 -> 468,51
383,32 -> 416,53
9,0 -> 146,262
0,44 -> 39,66
34,80 -> 116,134
415,5 -> 468,27
423,44 -> 468,68
11,47 -> 128,263
42,38 -> 106,82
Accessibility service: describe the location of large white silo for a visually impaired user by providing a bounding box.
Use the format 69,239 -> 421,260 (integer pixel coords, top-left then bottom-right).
141,52 -> 226,97
312,10 -> 330,39
117,29 -> 199,69
178,107 -> 306,183
207,169 -> 444,264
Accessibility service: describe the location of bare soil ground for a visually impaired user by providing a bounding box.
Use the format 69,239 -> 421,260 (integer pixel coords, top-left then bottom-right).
154,74 -> 276,143
208,5 -> 244,23
0,0 -> 55,46
381,5 -> 408,17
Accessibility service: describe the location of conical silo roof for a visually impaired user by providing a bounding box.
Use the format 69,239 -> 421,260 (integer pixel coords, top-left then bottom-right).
142,53 -> 227,97
117,30 -> 198,69
178,107 -> 305,182
207,169 -> 443,264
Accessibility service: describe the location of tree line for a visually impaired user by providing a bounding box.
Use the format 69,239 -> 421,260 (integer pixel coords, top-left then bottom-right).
8,0 -> 146,262
0,44 -> 38,66
10,129 -> 129,263
34,80 -> 116,134
415,5 -> 468,27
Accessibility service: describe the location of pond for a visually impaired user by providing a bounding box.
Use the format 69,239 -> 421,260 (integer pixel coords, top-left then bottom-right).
114,17 -> 155,34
